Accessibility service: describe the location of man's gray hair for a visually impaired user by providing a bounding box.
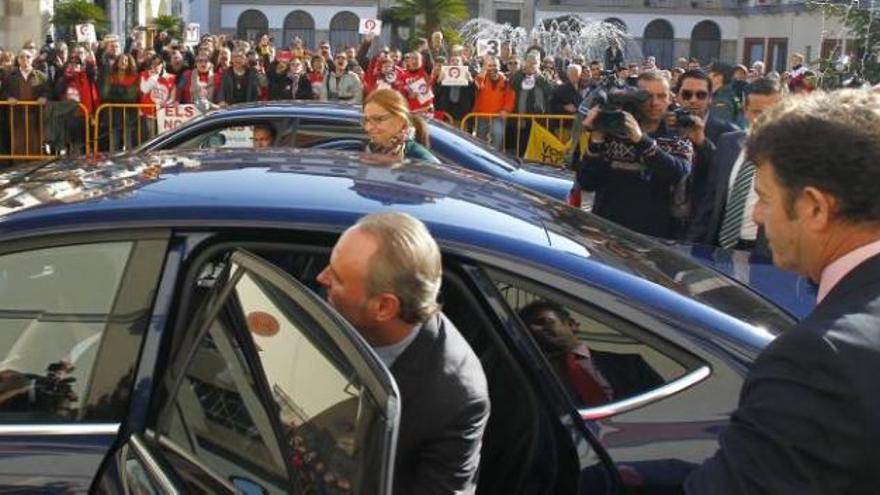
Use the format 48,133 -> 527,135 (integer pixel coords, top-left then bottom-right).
355,211 -> 442,324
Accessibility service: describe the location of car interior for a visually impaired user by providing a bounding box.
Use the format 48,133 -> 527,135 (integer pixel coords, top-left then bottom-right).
151,237 -> 585,494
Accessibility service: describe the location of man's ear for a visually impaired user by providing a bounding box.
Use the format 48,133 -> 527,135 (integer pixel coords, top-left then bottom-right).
372,293 -> 401,323
799,186 -> 837,233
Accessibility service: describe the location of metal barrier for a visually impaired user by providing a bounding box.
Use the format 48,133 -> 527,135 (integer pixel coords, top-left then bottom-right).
459,112 -> 578,166
0,101 -> 91,162
93,103 -> 159,153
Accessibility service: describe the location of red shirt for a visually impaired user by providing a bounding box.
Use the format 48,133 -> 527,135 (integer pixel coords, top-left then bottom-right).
139,70 -> 177,117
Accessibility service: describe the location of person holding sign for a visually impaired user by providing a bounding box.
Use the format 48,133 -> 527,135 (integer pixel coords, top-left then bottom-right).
509,53 -> 554,154
139,54 -> 177,138
362,89 -> 438,163
399,52 -> 433,114
434,56 -> 475,122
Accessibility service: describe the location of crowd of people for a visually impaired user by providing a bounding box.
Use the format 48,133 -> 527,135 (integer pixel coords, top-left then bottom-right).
0,29 -> 869,258
0,28 -> 825,154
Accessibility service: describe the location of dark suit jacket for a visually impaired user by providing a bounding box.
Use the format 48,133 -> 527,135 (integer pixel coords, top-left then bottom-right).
685,252 -> 880,494
390,313 -> 490,495
687,130 -> 768,256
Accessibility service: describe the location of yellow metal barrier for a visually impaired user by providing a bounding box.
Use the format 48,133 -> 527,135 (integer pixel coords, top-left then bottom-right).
0,101 -> 91,161
459,112 -> 577,166
93,103 -> 158,153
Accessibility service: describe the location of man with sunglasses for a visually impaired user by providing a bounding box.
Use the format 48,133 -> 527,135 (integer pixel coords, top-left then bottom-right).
672,70 -> 739,227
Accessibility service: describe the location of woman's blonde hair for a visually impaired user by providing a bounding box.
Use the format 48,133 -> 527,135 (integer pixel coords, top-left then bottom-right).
363,88 -> 429,147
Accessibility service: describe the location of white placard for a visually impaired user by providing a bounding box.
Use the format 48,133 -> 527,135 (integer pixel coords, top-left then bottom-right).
185,23 -> 200,45
76,23 -> 97,43
358,18 -> 382,36
477,39 -> 500,57
441,66 -> 468,86
408,78 -> 433,104
156,104 -> 199,133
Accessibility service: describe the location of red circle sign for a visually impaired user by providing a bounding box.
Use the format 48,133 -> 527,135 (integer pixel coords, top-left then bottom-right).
365,20 -> 376,30
247,311 -> 280,337
449,67 -> 460,79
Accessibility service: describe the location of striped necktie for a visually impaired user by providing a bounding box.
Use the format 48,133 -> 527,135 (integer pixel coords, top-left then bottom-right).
718,159 -> 756,249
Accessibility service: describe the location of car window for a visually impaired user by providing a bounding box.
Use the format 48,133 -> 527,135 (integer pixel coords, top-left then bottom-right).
0,242 -> 133,421
159,253 -> 392,494
282,118 -> 366,150
175,125 -> 256,150
487,269 -> 696,410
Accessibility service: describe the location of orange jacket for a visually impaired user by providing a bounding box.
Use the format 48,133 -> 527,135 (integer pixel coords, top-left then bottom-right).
473,73 -> 515,114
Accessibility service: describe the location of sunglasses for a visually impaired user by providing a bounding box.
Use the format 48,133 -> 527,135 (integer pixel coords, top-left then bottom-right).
680,90 -> 709,101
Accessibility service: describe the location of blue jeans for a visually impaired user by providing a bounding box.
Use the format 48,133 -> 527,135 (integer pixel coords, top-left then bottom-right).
475,116 -> 506,151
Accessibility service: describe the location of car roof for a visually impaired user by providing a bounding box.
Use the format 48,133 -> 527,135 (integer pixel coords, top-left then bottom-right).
0,148 -> 792,344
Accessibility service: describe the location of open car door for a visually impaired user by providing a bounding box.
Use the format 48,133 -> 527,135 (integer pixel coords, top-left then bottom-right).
94,250 -> 400,494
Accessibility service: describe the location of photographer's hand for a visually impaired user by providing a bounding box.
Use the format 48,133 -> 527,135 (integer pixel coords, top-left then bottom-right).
623,112 -> 643,144
686,115 -> 706,147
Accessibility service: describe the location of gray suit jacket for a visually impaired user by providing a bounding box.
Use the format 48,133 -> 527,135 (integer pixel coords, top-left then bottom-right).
688,130 -> 769,256
685,253 -> 880,494
390,312 -> 490,494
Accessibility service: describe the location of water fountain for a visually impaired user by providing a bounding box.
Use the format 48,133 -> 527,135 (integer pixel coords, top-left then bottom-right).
459,16 -> 642,65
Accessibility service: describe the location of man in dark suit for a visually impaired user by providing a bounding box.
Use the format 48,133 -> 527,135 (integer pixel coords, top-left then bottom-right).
687,77 -> 783,256
317,211 -> 490,494
685,89 -> 880,494
669,69 -> 739,236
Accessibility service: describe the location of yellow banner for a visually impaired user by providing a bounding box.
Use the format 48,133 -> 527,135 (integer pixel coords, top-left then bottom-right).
523,121 -> 588,167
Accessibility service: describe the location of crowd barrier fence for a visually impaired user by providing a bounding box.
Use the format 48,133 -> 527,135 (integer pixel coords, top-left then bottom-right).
0,101 -> 91,162
459,112 -> 580,167
92,103 -> 159,154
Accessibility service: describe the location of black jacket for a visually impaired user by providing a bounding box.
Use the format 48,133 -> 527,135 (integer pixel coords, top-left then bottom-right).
218,68 -> 259,104
577,121 -> 693,238
686,252 -> 880,494
266,62 -> 314,101
687,130 -> 769,255
550,81 -> 582,114
389,313 -> 490,494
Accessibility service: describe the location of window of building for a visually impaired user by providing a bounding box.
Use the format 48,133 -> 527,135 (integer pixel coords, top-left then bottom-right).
283,10 -> 315,50
643,19 -> 674,69
237,9 -> 269,43
744,38 -> 765,68
329,11 -> 360,53
768,38 -> 788,73
496,9 -> 521,28
691,20 -> 721,65
603,17 -> 627,33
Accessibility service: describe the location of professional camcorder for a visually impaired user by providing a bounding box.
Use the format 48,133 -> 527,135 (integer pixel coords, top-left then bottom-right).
589,71 -> 650,140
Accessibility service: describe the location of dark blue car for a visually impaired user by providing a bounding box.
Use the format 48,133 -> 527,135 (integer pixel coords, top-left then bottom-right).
0,149 -> 795,494
135,101 -> 577,202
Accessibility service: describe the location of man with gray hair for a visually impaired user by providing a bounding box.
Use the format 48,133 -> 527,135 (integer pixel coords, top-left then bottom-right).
317,211 -> 490,494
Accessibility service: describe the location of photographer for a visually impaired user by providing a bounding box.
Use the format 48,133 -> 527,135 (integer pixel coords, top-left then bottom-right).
576,71 -> 693,238
668,70 -> 739,231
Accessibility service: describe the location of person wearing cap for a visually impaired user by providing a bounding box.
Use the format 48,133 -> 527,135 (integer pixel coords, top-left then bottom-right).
709,62 -> 742,126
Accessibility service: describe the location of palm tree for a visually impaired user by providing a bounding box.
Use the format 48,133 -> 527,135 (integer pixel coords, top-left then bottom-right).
389,0 -> 469,45
51,0 -> 108,40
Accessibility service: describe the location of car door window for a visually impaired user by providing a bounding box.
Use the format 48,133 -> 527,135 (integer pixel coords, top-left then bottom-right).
486,269 -> 698,411
175,125 -> 257,150
157,251 -> 397,495
283,118 -> 366,150
0,241 -> 135,421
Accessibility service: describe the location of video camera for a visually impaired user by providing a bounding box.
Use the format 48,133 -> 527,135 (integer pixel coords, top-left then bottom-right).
589,71 -> 649,140
670,105 -> 696,128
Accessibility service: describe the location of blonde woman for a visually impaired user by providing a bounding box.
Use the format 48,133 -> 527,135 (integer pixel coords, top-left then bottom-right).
362,88 -> 439,162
